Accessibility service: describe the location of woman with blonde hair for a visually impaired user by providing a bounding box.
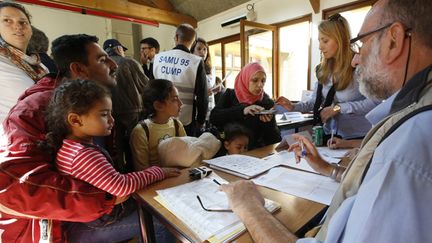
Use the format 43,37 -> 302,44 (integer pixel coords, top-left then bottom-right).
277,14 -> 379,141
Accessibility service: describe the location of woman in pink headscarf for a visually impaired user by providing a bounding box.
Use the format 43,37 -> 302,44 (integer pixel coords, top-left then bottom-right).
210,62 -> 280,149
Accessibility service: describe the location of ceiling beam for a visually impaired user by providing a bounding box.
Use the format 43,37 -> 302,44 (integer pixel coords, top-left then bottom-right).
127,0 -> 157,8
46,0 -> 197,27
309,0 -> 320,14
151,0 -> 176,12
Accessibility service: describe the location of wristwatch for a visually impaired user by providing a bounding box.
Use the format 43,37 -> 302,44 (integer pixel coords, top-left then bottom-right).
332,104 -> 341,113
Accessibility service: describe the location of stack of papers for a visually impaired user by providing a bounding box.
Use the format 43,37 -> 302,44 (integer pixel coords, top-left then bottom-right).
253,167 -> 339,205
204,154 -> 280,179
204,147 -> 347,179
156,173 -> 280,243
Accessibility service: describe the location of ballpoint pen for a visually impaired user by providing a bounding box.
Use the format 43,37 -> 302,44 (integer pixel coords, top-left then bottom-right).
300,140 -> 307,157
330,118 -> 336,146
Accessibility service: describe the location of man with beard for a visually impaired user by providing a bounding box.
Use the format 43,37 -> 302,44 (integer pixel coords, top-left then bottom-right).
219,0 -> 432,242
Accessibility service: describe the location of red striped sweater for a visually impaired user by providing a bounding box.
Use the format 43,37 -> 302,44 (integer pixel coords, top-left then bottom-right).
56,139 -> 165,197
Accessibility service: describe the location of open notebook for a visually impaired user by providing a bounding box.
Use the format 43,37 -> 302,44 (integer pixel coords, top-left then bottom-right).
155,173 -> 280,243
204,147 -> 348,179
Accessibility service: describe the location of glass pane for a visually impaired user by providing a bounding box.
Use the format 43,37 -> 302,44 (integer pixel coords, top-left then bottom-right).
339,6 -> 372,37
279,21 -> 310,101
208,43 -> 222,83
246,29 -> 273,97
224,41 -> 241,89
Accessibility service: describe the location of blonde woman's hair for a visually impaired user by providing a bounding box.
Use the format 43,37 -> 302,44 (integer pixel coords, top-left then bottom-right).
317,14 -> 354,90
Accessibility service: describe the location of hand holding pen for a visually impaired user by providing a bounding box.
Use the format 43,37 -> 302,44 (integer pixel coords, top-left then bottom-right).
288,134 -> 330,175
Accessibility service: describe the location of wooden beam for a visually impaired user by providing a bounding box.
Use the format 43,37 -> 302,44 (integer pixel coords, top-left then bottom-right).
309,0 -> 320,14
151,0 -> 176,12
46,0 -> 197,27
127,0 -> 156,8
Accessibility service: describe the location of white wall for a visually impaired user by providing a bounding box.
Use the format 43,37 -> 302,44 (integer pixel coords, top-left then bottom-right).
22,3 -> 111,53
197,0 -> 362,86
141,24 -> 177,52
20,3 -> 175,56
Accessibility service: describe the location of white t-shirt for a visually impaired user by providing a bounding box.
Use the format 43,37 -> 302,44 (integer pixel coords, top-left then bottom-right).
0,55 -> 34,124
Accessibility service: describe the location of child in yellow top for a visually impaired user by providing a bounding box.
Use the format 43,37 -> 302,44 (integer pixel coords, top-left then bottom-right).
130,79 -> 186,171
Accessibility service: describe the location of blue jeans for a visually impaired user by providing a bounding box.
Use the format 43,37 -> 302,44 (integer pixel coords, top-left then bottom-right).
65,211 -> 176,243
64,209 -> 142,243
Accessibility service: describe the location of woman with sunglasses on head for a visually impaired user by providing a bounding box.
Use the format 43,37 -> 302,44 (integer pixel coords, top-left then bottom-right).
0,2 -> 48,124
277,14 -> 380,143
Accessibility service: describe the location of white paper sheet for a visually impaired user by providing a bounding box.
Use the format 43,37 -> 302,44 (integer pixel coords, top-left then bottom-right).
156,173 -> 279,242
263,150 -> 317,173
204,154 -> 280,179
317,147 -> 350,158
253,167 -> 339,205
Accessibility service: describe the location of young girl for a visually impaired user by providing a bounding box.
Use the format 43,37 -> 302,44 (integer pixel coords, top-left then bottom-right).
130,79 -> 187,171
216,123 -> 251,156
42,79 -> 179,242
44,79 -> 179,196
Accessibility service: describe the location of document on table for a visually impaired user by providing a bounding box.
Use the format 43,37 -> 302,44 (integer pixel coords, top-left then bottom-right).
155,173 -> 280,243
316,147 -> 350,158
263,150 -> 317,173
203,154 -> 280,179
253,167 -> 339,205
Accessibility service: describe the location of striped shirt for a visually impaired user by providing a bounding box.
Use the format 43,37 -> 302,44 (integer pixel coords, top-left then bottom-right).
56,139 -> 165,197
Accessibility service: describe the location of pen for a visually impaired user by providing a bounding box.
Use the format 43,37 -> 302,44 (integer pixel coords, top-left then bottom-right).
330,128 -> 334,146
213,179 -> 221,185
300,140 -> 307,157
330,118 -> 336,146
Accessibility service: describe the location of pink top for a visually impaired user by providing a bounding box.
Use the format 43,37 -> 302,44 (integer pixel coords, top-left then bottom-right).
234,62 -> 265,105
56,139 -> 165,197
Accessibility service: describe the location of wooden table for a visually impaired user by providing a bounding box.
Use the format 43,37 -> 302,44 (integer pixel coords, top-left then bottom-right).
135,144 -> 328,243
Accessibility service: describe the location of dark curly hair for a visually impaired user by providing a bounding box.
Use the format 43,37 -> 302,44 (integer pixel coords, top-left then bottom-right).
40,80 -> 110,157
142,79 -> 174,117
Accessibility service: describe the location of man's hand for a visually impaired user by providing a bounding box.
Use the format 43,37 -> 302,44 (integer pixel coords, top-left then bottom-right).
288,134 -> 332,176
220,180 -> 264,213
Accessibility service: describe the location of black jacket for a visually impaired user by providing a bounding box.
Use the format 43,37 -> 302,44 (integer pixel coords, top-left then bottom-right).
210,89 -> 281,149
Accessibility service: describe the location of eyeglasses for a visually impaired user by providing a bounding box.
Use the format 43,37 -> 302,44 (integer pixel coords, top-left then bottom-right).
196,195 -> 233,212
350,23 -> 393,54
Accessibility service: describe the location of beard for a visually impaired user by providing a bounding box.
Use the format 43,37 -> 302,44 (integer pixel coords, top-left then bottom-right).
356,37 -> 394,100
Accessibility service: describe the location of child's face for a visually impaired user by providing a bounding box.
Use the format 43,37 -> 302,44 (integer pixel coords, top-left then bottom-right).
75,97 -> 114,138
224,135 -> 249,155
161,87 -> 183,117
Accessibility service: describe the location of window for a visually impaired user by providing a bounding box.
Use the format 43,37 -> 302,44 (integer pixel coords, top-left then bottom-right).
323,0 -> 377,38
209,36 -> 241,89
277,16 -> 311,101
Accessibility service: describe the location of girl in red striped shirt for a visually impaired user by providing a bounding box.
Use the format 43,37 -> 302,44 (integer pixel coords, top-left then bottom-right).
43,79 -> 180,198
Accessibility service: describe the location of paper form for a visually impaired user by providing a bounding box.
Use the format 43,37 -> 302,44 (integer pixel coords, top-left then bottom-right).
156,173 -> 279,242
253,167 -> 339,205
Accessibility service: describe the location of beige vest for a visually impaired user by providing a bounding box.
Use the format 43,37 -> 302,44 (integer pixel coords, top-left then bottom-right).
315,72 -> 432,241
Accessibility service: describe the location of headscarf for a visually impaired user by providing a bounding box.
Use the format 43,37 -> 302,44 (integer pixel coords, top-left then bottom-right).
0,37 -> 48,82
234,62 -> 265,105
